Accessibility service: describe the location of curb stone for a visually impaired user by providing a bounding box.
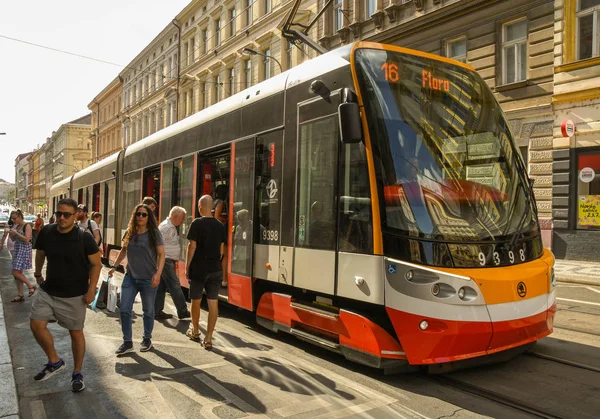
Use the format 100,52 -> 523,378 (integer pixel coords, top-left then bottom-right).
0,294 -> 19,418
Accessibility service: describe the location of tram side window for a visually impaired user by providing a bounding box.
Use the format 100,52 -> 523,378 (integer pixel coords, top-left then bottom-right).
122,172 -> 141,233
256,132 -> 283,244
161,161 -> 173,217
172,156 -> 194,259
231,139 -> 255,276
296,116 -> 338,251
338,143 -> 373,253
106,179 -> 116,232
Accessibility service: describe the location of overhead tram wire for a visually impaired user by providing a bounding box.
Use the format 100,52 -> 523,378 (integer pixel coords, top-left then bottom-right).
0,34 -> 171,84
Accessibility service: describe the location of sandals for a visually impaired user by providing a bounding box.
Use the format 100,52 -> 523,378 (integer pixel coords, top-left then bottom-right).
11,295 -> 25,302
202,340 -> 213,350
186,327 -> 201,342
29,287 -> 37,297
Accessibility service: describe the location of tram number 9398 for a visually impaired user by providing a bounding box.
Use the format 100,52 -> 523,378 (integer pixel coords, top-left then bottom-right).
262,229 -> 279,242
478,244 -> 527,267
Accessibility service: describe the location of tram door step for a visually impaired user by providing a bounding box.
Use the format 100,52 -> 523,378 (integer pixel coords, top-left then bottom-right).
290,301 -> 339,319
290,328 -> 341,352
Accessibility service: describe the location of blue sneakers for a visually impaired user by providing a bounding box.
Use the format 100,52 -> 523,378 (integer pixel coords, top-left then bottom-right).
71,372 -> 85,392
34,358 -> 66,381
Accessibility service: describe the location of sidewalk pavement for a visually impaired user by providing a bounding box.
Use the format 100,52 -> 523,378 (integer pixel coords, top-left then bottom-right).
554,259 -> 600,286
0,292 -> 19,419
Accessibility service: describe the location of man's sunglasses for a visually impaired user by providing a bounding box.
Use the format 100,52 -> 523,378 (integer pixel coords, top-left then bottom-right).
135,212 -> 148,218
54,211 -> 75,219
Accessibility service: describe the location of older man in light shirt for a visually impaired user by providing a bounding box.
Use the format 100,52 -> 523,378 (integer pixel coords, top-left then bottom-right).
154,206 -> 190,320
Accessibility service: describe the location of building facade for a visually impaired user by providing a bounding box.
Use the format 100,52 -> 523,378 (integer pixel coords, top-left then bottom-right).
88,77 -> 124,162
551,0 -> 600,260
14,152 -> 32,211
175,0 -> 317,121
49,114 -> 93,184
120,23 -> 180,147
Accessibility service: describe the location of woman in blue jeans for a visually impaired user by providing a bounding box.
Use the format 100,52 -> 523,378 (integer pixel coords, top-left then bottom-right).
109,204 -> 165,355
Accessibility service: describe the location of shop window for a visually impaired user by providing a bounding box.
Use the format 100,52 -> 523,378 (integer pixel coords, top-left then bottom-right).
577,152 -> 600,229
577,0 -> 600,60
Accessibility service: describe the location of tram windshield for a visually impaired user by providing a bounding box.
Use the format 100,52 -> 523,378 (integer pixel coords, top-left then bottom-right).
354,48 -> 538,245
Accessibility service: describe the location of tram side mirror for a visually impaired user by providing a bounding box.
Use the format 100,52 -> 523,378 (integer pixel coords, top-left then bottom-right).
338,102 -> 363,144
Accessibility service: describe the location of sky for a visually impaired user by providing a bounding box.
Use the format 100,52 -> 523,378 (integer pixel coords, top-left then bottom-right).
0,0 -> 191,184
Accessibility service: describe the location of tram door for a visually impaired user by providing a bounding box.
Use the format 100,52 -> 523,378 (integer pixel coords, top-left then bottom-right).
229,138 -> 256,310
253,131 -> 284,284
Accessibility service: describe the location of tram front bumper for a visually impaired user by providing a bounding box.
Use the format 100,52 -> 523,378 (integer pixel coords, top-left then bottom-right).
385,290 -> 556,365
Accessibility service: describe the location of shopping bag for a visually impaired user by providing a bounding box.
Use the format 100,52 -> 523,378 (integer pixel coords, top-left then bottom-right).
107,277 -> 118,312
90,271 -> 109,311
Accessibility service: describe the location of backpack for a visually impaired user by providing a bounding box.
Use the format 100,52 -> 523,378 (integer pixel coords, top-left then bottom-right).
82,220 -> 101,246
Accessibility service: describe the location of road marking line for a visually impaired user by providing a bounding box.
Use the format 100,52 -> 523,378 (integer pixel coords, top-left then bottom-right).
312,399 -> 395,419
30,400 -> 47,419
275,398 -> 331,417
557,297 -> 600,307
585,286 -> 600,294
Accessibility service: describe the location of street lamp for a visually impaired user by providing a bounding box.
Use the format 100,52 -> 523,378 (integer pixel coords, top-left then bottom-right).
242,47 -> 283,73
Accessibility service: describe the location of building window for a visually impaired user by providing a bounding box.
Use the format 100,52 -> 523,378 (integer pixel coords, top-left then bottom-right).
189,37 -> 195,64
333,0 -> 343,32
245,0 -> 253,26
230,8 -> 236,37
263,49 -> 271,80
244,59 -> 251,87
502,19 -> 528,84
265,0 -> 272,14
202,29 -> 208,54
167,57 -> 173,80
184,42 -> 189,66
577,0 -> 600,60
215,75 -> 221,102
159,64 -> 164,87
215,19 -> 221,46
286,40 -> 293,69
189,90 -> 195,115
201,82 -> 208,109
366,0 -> 376,18
447,37 -> 467,62
229,68 -> 235,95
577,151 -> 600,229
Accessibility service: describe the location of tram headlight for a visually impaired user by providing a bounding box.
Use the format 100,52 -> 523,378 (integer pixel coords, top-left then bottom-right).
419,320 -> 429,331
458,287 -> 465,299
405,270 -> 414,281
431,284 -> 440,296
550,266 -> 556,289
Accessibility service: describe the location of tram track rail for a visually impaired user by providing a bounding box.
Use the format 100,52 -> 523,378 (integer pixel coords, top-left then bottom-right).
554,324 -> 600,337
426,375 -> 564,419
524,351 -> 600,374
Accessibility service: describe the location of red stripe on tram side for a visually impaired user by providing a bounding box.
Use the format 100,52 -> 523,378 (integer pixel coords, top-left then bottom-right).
227,143 -> 253,311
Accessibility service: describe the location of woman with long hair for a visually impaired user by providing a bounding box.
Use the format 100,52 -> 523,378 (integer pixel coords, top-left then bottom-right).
3,210 -> 35,302
108,204 -> 165,355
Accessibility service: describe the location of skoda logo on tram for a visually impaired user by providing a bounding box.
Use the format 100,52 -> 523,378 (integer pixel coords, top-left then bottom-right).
517,282 -> 527,298
266,179 -> 278,199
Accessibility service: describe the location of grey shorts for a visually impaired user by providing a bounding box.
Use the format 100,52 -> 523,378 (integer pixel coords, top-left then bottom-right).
30,288 -> 87,330
189,271 -> 222,300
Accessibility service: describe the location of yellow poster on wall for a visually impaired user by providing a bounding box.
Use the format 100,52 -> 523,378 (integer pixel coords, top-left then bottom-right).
578,195 -> 600,226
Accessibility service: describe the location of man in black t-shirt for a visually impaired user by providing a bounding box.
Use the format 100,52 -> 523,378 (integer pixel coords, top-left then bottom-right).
186,195 -> 226,348
31,198 -> 101,393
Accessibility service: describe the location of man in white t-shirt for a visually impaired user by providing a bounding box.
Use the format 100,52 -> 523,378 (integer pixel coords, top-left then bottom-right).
76,205 -> 101,246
